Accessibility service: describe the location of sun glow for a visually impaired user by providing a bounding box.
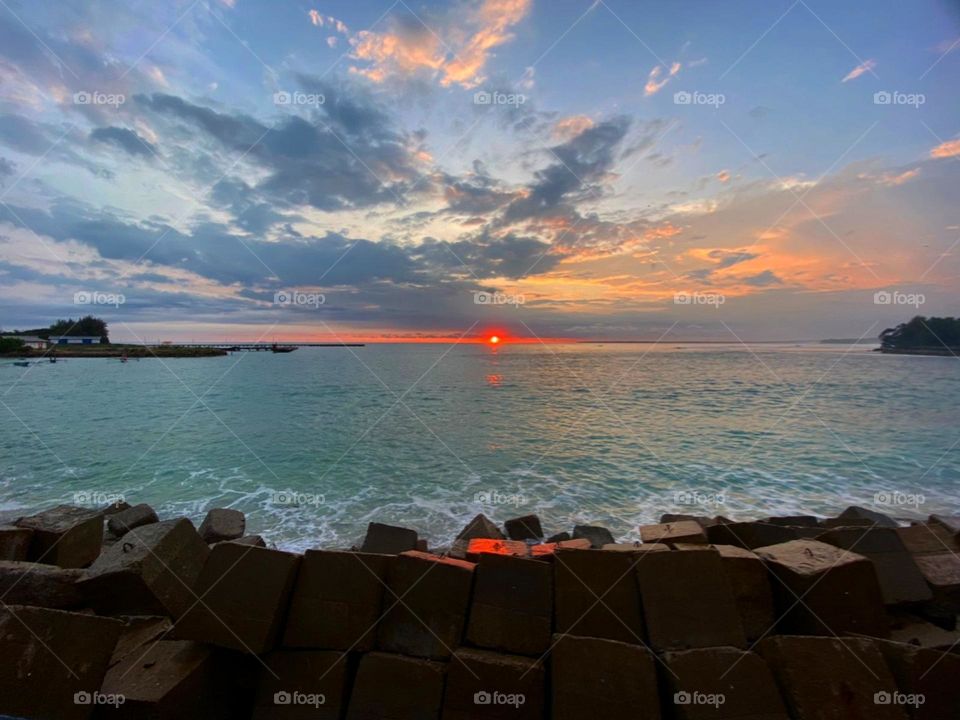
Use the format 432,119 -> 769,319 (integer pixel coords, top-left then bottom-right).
488,335 -> 501,345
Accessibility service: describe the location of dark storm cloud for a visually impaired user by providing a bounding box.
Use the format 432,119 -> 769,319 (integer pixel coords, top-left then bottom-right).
90,127 -> 156,157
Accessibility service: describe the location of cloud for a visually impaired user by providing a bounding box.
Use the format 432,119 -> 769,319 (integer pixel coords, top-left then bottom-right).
90,126 -> 157,157
841,59 -> 876,82
644,61 -> 681,96
930,139 -> 960,159
552,115 -> 595,141
350,0 -> 531,88
716,170 -> 731,183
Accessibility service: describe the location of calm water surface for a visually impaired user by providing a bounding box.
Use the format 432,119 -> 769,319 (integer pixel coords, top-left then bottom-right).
1,342 -> 957,549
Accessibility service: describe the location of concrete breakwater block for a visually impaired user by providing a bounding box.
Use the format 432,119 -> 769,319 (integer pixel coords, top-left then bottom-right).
836,505 -> 900,528
758,636 -> 909,720
199,507 -> 246,543
707,521 -> 803,549
360,521 -> 419,554
0,525 -> 32,560
553,546 -> 653,643
755,539 -> 889,637
466,538 -> 530,560
107,502 -> 159,538
457,513 -> 505,541
283,550 -> 388,651
663,646 -> 790,720
466,553 -> 553,656
175,543 -> 301,654
551,634 -> 660,720
78,517 -> 210,618
572,525 -> 615,548
377,551 -> 475,660
0,560 -> 84,608
529,537 -> 591,558
638,520 -> 707,546
504,514 -> 543,541
252,650 -> 350,720
0,605 -> 124,720
874,639 -> 960,720
442,647 -> 544,720
346,651 -> 447,720
713,544 -> 776,643
817,526 -> 932,605
636,546 -> 747,651
15,504 -> 103,568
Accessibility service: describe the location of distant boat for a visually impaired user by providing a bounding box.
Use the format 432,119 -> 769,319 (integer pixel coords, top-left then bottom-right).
270,343 -> 297,353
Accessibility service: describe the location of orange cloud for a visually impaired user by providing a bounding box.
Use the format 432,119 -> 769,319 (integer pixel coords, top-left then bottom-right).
930,139 -> 960,159
644,61 -> 681,96
716,170 -> 731,183
841,59 -> 876,82
552,115 -> 594,141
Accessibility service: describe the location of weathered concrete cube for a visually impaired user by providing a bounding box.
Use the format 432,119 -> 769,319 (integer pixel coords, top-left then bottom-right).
817,526 -> 931,604
102,639 -> 253,719
466,553 -> 552,655
0,525 -> 32,560
913,553 -> 960,597
504,515 -> 542,540
442,647 -> 544,720
874,638 -> 960,720
755,539 -> 888,637
929,514 -> 960,536
107,503 -> 159,538
572,525 -> 615,548
551,634 -> 660,720
897,522 -> 960,555
0,605 -> 123,720
663,646 -> 790,720
758,636 -> 908,720
78,518 -> 210,618
765,515 -> 821,527
252,650 -> 349,719
888,612 -> 960,649
457,513 -> 504,541
109,615 -> 173,668
361,522 -> 419,554
636,547 -> 747,651
283,550 -> 388,650
714,544 -> 775,643
176,543 -> 301,654
15,504 -> 103,568
837,505 -> 899,528
530,538 -> 591,558
199,507 -> 246,543
0,560 -> 84,608
553,547 -> 648,643
638,520 -> 706,545
377,551 -> 475,660
707,521 -> 799,549
346,651 -> 446,720
466,538 -> 529,560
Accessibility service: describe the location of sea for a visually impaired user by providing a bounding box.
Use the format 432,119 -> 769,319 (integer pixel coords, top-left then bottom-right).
1,342 -> 957,550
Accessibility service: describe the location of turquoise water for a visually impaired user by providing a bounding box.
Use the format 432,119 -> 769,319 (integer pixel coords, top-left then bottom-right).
1,343 -> 957,550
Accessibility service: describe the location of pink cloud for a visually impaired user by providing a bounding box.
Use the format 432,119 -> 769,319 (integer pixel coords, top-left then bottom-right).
841,59 -> 876,82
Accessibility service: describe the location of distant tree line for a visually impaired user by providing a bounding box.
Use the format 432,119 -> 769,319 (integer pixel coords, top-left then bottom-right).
3,316 -> 109,343
880,316 -> 960,350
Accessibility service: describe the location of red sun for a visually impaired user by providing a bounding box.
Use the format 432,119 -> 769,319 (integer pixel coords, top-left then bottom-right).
488,335 -> 501,345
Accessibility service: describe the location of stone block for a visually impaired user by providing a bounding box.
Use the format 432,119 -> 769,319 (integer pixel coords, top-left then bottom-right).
663,646 -> 790,720
78,518 -> 209,619
714,544 -> 775,643
817,527 -> 931,604
636,547 -> 747,651
929,514 -> 960,536
0,605 -> 123,720
529,538 -> 591,558
897,523 -> 960,555
755,539 -> 888,637
346,651 -> 446,720
199,508 -> 246,543
15,504 -> 102,568
504,515 -> 542,540
109,615 -> 173,668
457,513 -> 504,541
283,550 -> 388,650
176,543 -> 301,654
572,525 -> 615,548
466,538 -> 529,560
377,551 -> 475,660
707,521 -> 799,549
765,515 -> 821,527
546,531 -> 571,543
551,634 -> 660,720
0,525 -> 32,561
252,650 -> 349,719
837,505 -> 899,528
442,647 -> 544,720
758,636 -> 908,720
638,520 -> 706,545
0,560 -> 84,609
107,503 -> 159,538
466,553 -> 552,655
553,547 -> 645,643
361,522 -> 418,554
874,638 -> 960,720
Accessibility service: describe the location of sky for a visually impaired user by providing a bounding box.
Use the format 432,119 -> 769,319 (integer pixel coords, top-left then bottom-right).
0,0 -> 958,343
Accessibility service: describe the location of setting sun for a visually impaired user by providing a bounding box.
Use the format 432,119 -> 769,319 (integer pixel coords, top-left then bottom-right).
488,335 -> 501,345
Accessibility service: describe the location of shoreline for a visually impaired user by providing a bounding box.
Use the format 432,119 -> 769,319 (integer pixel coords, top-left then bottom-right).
1,345 -> 228,358
877,346 -> 960,356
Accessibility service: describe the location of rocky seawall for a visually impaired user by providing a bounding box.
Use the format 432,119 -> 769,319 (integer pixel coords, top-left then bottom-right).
0,502 -> 958,718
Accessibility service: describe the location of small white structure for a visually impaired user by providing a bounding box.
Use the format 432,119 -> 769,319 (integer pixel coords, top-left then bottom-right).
50,335 -> 101,345
2,335 -> 47,349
